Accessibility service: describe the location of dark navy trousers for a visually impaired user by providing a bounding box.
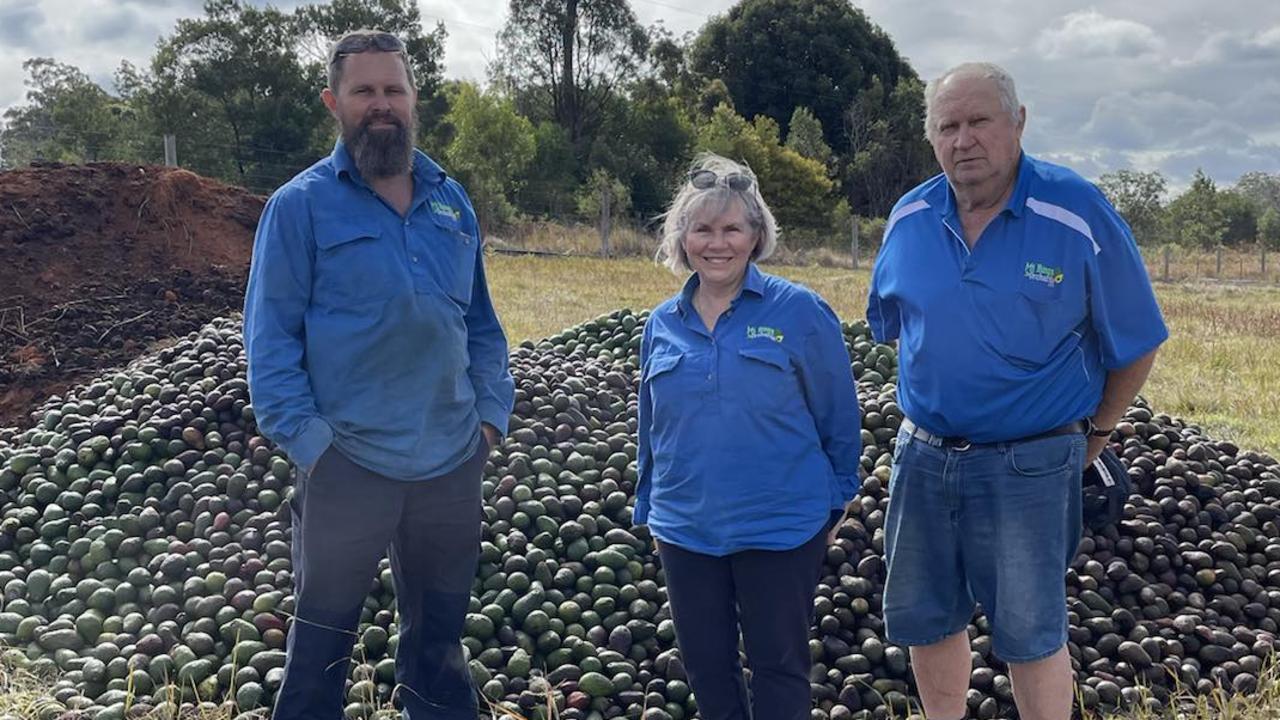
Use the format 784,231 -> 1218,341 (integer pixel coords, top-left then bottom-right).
659,516 -> 834,720
273,437 -> 488,720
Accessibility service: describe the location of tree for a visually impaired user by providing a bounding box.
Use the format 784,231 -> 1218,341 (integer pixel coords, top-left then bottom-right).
785,107 -> 831,166
1,59 -> 135,167
443,82 -> 536,228
843,76 -> 935,217
588,84 -> 695,217
1218,190 -> 1259,246
150,0 -> 325,190
690,0 -> 916,157
493,0 -> 649,161
697,103 -> 835,238
1097,169 -> 1167,244
513,121 -> 578,217
1165,169 -> 1227,248
1232,171 -> 1280,214
1259,207 -> 1280,250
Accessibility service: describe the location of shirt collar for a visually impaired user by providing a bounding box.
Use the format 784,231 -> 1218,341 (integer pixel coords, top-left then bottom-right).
673,262 -> 767,317
331,138 -> 447,189
941,150 -> 1032,220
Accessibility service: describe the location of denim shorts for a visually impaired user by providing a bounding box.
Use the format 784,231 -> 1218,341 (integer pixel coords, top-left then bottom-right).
881,426 -> 1086,663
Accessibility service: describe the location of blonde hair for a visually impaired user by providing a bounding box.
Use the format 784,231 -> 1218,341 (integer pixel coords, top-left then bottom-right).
655,152 -> 778,274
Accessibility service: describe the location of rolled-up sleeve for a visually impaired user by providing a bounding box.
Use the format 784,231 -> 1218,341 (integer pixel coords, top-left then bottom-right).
800,295 -> 863,508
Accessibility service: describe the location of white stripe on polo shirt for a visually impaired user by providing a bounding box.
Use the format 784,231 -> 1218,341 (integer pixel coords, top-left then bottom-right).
884,199 -> 931,243
1026,197 -> 1102,254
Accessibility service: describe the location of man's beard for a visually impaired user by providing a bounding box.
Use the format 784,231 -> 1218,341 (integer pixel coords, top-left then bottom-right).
343,110 -> 416,179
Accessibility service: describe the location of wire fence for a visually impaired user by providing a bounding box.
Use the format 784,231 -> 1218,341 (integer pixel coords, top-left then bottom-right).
1141,245 -> 1279,285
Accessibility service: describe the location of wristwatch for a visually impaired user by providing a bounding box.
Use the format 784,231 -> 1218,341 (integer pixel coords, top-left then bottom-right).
1085,417 -> 1115,438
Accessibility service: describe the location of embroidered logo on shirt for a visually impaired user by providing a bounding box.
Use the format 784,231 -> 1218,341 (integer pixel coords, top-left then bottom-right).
430,200 -> 460,221
1024,261 -> 1064,287
747,325 -> 785,342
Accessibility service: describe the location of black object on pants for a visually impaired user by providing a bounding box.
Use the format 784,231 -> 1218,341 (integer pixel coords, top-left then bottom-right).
659,518 -> 833,720
272,438 -> 488,720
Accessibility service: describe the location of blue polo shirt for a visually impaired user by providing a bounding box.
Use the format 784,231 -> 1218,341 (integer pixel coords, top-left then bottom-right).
243,140 -> 514,480
867,153 -> 1167,443
635,265 -> 862,556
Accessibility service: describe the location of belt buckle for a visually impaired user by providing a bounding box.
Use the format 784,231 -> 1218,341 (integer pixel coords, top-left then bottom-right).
952,439 -> 972,452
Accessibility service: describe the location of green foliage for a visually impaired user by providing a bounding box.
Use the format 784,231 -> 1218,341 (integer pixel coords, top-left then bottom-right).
443,82 -> 536,229
1259,208 -> 1280,250
1097,169 -> 1167,244
588,89 -> 695,217
696,103 -> 835,240
493,0 -> 649,159
1,59 -> 138,167
1218,190 -> 1260,247
785,107 -> 831,166
690,0 -> 916,157
150,0 -> 327,191
576,168 -> 632,222
843,77 -> 935,217
1165,169 -> 1228,248
1232,171 -> 1280,214
513,122 -> 579,217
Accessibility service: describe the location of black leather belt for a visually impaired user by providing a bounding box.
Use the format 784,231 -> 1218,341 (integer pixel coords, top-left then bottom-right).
900,418 -> 1086,451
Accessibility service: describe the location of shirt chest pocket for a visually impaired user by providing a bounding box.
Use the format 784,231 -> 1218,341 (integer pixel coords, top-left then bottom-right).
642,352 -> 697,420
314,221 -> 403,305
735,345 -> 797,412
984,276 -> 1082,370
426,214 -> 477,307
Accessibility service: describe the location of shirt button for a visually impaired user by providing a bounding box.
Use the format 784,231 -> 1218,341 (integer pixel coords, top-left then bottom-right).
412,256 -> 419,263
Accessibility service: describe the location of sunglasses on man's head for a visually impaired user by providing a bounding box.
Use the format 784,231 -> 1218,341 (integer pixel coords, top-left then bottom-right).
688,169 -> 754,192
331,32 -> 405,62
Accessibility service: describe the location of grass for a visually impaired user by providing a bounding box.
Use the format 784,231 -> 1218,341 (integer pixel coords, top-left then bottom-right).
485,254 -> 1280,457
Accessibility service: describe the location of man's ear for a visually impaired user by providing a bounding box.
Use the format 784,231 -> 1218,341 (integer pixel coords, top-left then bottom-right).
321,87 -> 338,115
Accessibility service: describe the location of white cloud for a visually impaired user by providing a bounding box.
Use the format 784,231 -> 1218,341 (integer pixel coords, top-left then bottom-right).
1035,10 -> 1163,60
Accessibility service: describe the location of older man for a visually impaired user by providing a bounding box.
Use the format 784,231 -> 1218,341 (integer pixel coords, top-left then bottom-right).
867,63 -> 1167,719
243,30 -> 513,720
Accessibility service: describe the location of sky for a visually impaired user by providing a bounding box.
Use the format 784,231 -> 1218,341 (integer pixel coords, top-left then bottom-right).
1,0 -> 1278,192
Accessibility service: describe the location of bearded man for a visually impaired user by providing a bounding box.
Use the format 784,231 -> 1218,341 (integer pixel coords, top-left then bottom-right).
242,29 -> 513,720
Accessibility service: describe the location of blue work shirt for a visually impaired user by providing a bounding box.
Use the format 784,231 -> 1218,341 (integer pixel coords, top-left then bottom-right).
243,140 -> 514,481
636,264 -> 862,556
867,152 -> 1167,443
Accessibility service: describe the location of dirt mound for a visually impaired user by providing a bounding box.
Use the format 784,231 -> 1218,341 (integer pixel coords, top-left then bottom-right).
0,162 -> 264,428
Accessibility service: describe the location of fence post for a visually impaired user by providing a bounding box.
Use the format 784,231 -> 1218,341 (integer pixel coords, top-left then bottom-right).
1163,246 -> 1171,282
163,134 -> 177,166
1262,245 -> 1267,282
599,185 -> 612,258
1216,247 -> 1223,278
851,217 -> 860,270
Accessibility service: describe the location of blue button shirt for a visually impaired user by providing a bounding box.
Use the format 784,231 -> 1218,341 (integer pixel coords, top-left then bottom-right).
867,152 -> 1168,443
243,141 -> 514,481
636,265 -> 862,556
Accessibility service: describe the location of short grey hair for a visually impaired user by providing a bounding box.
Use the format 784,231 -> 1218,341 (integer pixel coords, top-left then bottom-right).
924,62 -> 1021,141
655,153 -> 778,274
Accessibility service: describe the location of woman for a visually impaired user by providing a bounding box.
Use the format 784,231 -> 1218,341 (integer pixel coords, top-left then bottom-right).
635,153 -> 862,720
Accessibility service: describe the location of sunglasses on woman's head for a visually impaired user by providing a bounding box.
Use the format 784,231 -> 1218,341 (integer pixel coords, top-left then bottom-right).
688,169 -> 754,192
